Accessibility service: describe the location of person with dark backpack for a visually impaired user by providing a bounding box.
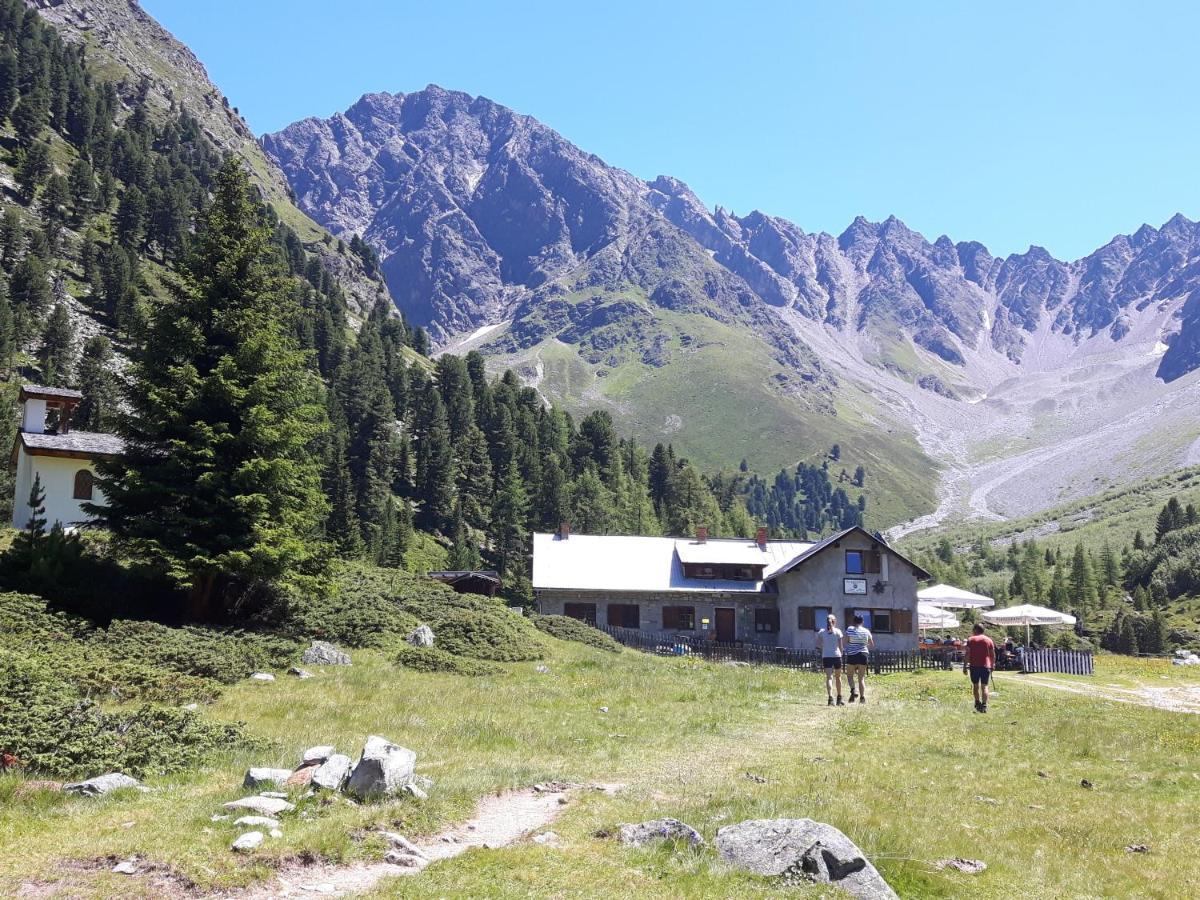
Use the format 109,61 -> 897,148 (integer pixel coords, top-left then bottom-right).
963,623 -> 997,713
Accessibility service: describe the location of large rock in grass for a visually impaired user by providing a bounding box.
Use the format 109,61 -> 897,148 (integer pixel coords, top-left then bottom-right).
312,754 -> 353,791
243,768 -> 292,789
63,773 -> 142,797
346,735 -> 416,800
301,641 -> 351,666
618,818 -> 704,848
406,625 -> 435,647
716,819 -> 896,899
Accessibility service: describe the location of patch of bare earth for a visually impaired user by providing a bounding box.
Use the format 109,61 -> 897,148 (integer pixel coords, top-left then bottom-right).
17,856 -> 202,899
226,785 -> 576,899
1020,674 -> 1200,714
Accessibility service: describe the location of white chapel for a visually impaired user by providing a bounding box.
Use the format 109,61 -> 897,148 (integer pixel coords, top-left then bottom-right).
10,384 -> 123,529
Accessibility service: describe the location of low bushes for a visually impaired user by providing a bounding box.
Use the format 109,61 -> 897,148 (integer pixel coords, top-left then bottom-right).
533,614 -> 622,653
394,644 -> 500,677
432,608 -> 546,661
272,565 -> 419,647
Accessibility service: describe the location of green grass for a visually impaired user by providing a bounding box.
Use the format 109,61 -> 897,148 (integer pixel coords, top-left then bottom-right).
3,645 -> 1199,898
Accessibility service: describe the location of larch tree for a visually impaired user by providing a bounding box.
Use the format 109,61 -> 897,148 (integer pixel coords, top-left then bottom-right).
91,160 -> 329,620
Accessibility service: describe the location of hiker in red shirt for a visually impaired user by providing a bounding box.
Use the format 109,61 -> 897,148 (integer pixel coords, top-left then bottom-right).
963,623 -> 997,713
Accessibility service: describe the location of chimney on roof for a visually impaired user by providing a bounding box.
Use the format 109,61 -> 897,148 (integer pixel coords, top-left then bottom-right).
559,521 -> 570,540
756,526 -> 768,549
696,524 -> 708,544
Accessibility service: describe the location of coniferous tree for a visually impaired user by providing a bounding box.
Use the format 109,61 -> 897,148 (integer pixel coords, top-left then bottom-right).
446,502 -> 482,570
74,335 -> 118,431
37,302 -> 75,386
91,160 -> 329,619
15,140 -> 50,199
1068,542 -> 1096,610
490,465 -> 529,578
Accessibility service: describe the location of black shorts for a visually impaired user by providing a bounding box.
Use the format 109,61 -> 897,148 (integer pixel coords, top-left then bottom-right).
845,653 -> 869,667
969,666 -> 991,685
822,656 -> 843,670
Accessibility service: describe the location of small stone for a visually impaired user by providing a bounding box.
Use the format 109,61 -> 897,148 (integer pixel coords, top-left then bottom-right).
112,859 -> 138,875
406,624 -> 435,647
618,818 -> 704,848
269,828 -> 283,839
1125,844 -> 1150,854
285,766 -> 316,787
260,791 -> 289,799
936,858 -> 988,874
535,665 -> 550,674
303,745 -> 336,765
1081,779 -> 1094,789
599,706 -> 609,713
223,796 -> 295,816
744,772 -> 768,784
232,831 -> 264,852
250,672 -> 275,682
974,796 -> 998,805
243,768 -> 292,790
233,815 -> 281,828
533,831 -> 559,845
288,667 -> 314,679
1037,771 -> 1049,778
558,796 -> 568,805
403,782 -> 428,801
379,832 -> 428,859
411,774 -> 435,791
384,850 -> 425,867
301,640 -> 351,666
182,703 -> 199,711
211,814 -> 230,822
63,773 -> 141,797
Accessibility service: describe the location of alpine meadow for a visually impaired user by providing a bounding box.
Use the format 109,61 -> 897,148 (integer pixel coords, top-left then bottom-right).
1,2 -> 1199,899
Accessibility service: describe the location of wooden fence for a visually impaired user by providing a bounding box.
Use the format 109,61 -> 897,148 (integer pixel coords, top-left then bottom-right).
600,625 -> 1093,676
1019,649 -> 1094,675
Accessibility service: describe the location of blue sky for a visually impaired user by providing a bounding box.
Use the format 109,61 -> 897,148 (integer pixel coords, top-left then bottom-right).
142,0 -> 1199,260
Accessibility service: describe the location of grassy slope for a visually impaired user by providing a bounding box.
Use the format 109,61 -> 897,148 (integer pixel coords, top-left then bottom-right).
494,309 -> 938,529
3,644 -> 1198,899
902,466 -> 1200,560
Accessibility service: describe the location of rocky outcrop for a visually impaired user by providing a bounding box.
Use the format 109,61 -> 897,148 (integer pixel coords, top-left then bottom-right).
63,772 -> 142,796
716,818 -> 896,898
301,641 -> 351,666
345,735 -> 417,800
617,818 -> 704,848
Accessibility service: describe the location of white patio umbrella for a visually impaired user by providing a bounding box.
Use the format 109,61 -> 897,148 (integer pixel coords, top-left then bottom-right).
981,604 -> 1077,646
918,601 -> 960,632
918,583 -> 995,609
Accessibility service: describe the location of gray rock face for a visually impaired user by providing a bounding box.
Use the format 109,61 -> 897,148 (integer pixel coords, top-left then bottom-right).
302,745 -> 335,765
345,735 -> 417,800
618,818 -> 704,848
312,753 -> 353,791
406,625 -> 435,647
243,768 -> 292,789
715,819 -> 896,899
301,641 -> 351,666
63,773 -> 141,797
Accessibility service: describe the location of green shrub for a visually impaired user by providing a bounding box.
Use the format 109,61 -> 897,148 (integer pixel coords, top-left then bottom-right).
276,564 -> 418,647
97,621 -> 299,682
0,652 -> 251,778
394,644 -> 501,676
533,615 -> 622,652
432,608 -> 546,661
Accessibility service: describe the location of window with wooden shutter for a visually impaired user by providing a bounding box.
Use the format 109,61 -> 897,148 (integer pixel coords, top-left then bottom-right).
893,608 -> 913,634
864,550 -> 882,574
797,606 -> 815,631
754,608 -> 780,633
564,603 -> 597,624
663,606 -> 695,630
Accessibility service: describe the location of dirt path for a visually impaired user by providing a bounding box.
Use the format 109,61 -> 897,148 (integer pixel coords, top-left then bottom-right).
228,786 -> 572,899
1019,673 -> 1200,714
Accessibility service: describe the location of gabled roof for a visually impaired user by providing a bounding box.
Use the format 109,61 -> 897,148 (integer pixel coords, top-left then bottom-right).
427,570 -> 501,585
768,526 -> 932,581
19,384 -> 83,403
531,532 -> 813,594
18,431 -> 124,458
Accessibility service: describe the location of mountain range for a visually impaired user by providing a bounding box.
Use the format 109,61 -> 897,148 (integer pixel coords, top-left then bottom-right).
262,86 -> 1200,530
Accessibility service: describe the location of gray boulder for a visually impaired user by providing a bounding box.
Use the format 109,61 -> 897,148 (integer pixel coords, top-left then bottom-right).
715,819 -> 896,899
63,773 -> 142,797
249,672 -> 275,682
312,753 -> 353,791
243,768 -> 292,790
232,831 -> 264,852
406,625 -> 435,647
346,735 -> 417,800
301,640 -> 351,666
379,832 -> 428,859
233,815 -> 281,829
618,818 -> 704,848
287,667 -> 314,679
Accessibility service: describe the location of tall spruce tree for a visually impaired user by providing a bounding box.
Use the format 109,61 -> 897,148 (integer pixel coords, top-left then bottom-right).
75,336 -> 118,431
92,160 -> 329,619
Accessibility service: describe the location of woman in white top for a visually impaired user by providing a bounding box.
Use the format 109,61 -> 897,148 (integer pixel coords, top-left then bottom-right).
816,613 -> 845,706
